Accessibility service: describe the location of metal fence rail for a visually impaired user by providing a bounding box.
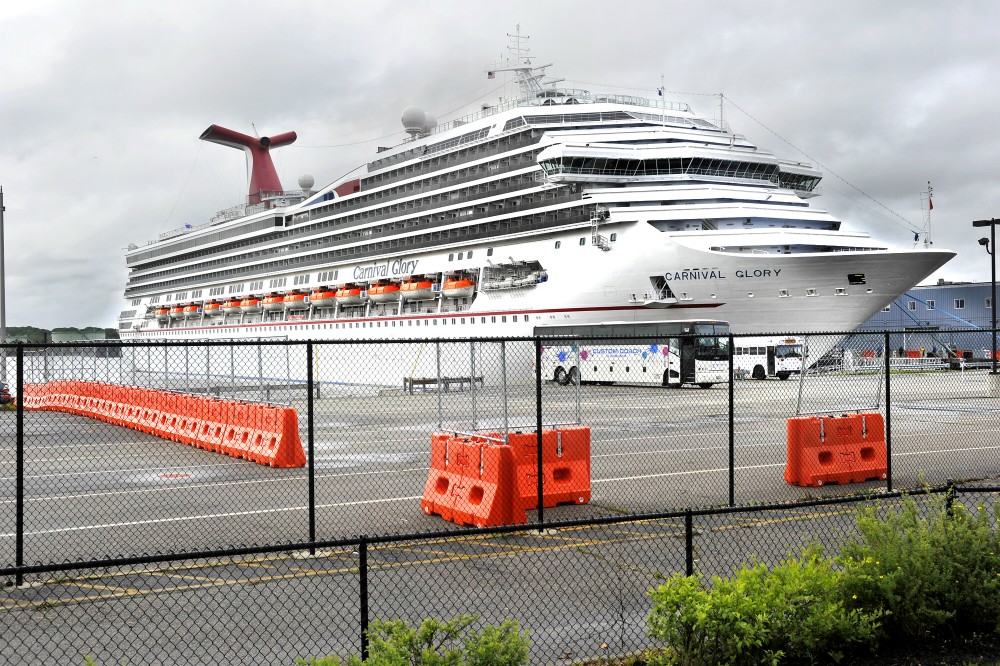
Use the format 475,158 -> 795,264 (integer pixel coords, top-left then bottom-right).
1,330 -> 999,664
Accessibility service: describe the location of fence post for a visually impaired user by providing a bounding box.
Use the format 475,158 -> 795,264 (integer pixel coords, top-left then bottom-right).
945,478 -> 956,517
884,331 -> 892,492
307,343 -> 316,554
728,333 -> 735,507
359,537 -> 370,661
535,338 -> 544,528
15,344 -> 24,587
685,510 -> 694,577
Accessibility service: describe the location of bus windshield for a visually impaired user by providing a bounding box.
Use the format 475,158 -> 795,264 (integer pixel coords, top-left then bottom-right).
695,323 -> 731,361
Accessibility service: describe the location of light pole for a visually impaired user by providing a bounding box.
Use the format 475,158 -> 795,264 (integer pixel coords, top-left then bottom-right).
973,218 -> 998,375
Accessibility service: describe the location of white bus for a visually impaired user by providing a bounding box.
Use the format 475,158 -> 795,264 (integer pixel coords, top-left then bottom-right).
733,336 -> 806,380
536,320 -> 731,388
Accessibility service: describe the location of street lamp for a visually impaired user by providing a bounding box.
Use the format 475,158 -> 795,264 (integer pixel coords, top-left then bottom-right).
973,218 -> 999,374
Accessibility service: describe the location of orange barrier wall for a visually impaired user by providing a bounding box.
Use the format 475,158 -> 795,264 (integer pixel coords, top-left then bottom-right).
421,427 -> 592,528
785,412 -> 887,487
20,381 -> 305,468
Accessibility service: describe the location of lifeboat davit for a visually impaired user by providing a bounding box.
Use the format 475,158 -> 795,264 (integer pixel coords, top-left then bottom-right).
169,305 -> 185,319
309,289 -> 338,308
334,284 -> 365,305
442,277 -> 476,299
262,294 -> 285,312
400,276 -> 437,301
182,303 -> 202,318
367,280 -> 401,303
240,296 -> 262,313
203,301 -> 223,317
283,292 -> 310,310
221,299 -> 242,315
155,307 -> 170,321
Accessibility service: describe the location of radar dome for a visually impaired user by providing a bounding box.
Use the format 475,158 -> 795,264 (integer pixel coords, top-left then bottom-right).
401,106 -> 426,134
422,113 -> 437,134
297,174 -> 315,190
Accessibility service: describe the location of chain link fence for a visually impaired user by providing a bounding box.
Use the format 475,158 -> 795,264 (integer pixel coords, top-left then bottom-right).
2,331 -> 1000,664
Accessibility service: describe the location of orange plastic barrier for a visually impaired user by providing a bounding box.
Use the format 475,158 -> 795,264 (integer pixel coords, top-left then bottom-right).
494,428 -> 592,509
21,381 -> 305,468
421,434 -> 525,528
422,427 -> 592,527
785,413 -> 887,487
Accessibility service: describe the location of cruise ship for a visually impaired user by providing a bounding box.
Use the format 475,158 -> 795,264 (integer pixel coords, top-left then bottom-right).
118,38 -> 954,348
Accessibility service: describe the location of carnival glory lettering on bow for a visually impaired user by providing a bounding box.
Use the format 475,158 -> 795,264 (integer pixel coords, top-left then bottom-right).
354,259 -> 420,280
664,268 -> 782,280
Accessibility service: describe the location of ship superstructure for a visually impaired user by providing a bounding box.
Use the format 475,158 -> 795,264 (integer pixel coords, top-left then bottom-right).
119,36 -> 954,344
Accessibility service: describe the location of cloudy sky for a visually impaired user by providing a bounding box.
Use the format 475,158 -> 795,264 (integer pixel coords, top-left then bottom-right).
1,0 -> 997,329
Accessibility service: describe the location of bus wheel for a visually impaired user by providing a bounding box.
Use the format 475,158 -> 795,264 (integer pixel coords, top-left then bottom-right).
698,383 -> 714,389
777,372 -> 790,381
752,365 -> 766,380
568,367 -> 580,385
554,367 -> 568,385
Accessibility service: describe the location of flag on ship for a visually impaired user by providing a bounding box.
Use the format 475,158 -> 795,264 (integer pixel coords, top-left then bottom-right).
657,87 -> 664,96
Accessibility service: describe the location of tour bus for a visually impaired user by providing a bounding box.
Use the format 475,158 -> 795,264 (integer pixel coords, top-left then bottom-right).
536,320 -> 731,388
733,336 -> 806,380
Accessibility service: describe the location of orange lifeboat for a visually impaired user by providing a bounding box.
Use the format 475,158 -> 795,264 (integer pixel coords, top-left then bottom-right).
283,292 -> 310,311
203,301 -> 223,317
334,283 -> 365,305
182,303 -> 202,318
367,279 -> 401,303
309,288 -> 338,308
240,296 -> 262,313
400,276 -> 437,301
441,276 -> 476,299
221,299 -> 242,315
262,293 -> 285,312
155,307 -> 170,321
169,305 -> 185,319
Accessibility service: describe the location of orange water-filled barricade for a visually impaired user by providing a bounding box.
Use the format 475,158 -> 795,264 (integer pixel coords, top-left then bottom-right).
20,381 -> 305,468
421,427 -> 592,527
784,413 -> 887,487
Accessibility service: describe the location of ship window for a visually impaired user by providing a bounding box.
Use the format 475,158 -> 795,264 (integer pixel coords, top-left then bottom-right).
835,288 -> 847,296
555,241 -> 561,249
847,273 -> 867,285
491,316 -> 496,323
955,298 -> 965,310
448,253 -> 454,261
481,317 -> 486,323
779,289 -> 789,298
502,316 -> 507,323
908,301 -> 916,311
806,289 -> 817,297
512,315 -> 517,322
468,251 -> 473,259
610,233 -> 617,241
988,298 -> 993,309
747,292 -> 754,298
579,238 -> 586,246
457,252 -> 463,260
927,300 -> 935,310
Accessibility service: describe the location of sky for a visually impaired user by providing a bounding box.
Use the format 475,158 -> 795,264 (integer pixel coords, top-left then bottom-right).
1,0 -> 998,329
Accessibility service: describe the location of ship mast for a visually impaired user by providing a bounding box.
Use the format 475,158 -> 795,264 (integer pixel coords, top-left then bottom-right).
920,181 -> 934,248
487,25 -> 562,100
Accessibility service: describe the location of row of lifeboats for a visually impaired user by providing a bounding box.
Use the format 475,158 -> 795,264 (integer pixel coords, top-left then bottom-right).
151,275 -> 477,321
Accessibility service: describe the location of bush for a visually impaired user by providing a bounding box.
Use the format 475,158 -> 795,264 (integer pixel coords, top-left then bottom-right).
297,616 -> 529,666
839,493 -> 1000,640
647,546 -> 881,665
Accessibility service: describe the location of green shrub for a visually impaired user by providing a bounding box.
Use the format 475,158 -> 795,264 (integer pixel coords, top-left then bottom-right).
298,616 -> 529,666
647,547 -> 880,665
839,493 -> 1000,640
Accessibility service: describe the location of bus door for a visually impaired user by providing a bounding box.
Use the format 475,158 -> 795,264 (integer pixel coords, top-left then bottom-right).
767,346 -> 776,376
680,338 -> 696,383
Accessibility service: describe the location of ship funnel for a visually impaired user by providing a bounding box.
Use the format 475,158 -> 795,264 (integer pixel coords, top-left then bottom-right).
199,125 -> 297,204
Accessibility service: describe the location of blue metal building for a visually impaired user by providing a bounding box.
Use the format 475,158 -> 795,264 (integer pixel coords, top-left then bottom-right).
858,280 -> 996,357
